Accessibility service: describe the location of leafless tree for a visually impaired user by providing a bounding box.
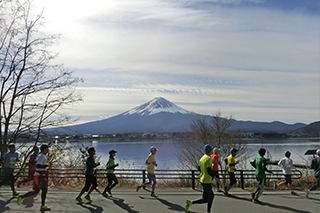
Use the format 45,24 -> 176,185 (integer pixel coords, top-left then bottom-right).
177,109 -> 248,171
0,0 -> 83,156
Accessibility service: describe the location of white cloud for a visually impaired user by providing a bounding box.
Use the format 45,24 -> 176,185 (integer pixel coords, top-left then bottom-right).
31,0 -> 318,124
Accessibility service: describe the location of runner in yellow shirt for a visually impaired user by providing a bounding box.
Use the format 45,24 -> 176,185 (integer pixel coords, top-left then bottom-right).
136,146 -> 158,197
186,144 -> 215,213
224,148 -> 238,196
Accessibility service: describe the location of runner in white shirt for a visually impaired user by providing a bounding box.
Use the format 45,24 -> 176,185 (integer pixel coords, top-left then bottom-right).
17,144 -> 52,211
274,151 -> 296,195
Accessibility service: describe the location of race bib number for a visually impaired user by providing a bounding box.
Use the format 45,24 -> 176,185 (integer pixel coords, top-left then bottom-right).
10,157 -> 16,164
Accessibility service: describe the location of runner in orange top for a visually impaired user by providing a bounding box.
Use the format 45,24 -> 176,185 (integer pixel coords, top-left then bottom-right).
210,148 -> 223,192
18,146 -> 39,187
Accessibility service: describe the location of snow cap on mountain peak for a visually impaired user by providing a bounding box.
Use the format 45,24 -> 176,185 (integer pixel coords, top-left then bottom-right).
123,97 -> 192,116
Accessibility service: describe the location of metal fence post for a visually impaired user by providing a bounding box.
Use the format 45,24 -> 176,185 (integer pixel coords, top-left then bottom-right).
142,170 -> 146,189
192,170 -> 195,190
240,170 -> 244,189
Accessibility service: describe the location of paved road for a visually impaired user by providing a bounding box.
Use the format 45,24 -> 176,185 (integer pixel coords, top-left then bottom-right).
0,186 -> 319,213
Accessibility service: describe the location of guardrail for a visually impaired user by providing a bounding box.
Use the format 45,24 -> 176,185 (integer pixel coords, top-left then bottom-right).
0,167 -> 302,190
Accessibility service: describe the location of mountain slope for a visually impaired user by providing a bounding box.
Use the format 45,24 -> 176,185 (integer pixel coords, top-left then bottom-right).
50,97 -> 307,135
290,121 -> 320,137
53,97 -> 198,135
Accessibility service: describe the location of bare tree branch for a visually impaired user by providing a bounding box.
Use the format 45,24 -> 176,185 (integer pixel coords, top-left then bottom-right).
0,0 -> 83,155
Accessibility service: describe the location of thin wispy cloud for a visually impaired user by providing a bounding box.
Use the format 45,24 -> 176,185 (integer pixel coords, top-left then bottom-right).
33,0 -> 319,124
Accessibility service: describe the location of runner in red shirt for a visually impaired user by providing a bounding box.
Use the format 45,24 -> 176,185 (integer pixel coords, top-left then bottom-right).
18,146 -> 39,187
210,148 -> 224,192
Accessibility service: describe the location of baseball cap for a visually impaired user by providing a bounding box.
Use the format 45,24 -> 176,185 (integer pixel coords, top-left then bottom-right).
33,146 -> 39,151
230,148 -> 238,153
213,148 -> 220,153
87,146 -> 95,153
204,144 -> 213,152
8,143 -> 15,149
109,150 -> 117,154
285,151 -> 291,157
150,146 -> 158,151
316,149 -> 320,155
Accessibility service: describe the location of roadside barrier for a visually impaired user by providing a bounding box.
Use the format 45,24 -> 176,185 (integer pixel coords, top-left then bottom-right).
0,167 -> 302,190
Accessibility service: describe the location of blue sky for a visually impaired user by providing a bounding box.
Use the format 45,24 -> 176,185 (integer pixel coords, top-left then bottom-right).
36,0 -> 319,124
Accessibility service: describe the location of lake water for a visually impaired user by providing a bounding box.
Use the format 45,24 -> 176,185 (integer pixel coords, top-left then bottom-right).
63,138 -> 319,170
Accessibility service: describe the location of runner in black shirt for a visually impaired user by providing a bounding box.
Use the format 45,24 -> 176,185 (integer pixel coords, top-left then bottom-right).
76,147 -> 100,203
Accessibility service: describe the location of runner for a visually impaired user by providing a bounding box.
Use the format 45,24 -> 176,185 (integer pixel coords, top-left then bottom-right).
186,144 -> 215,213
17,146 -> 39,188
210,147 -> 223,192
306,149 -> 320,197
274,151 -> 296,195
102,149 -> 119,197
0,143 -> 19,196
250,148 -> 273,203
17,144 -> 52,210
224,148 -> 238,196
136,146 -> 158,197
76,146 -> 100,203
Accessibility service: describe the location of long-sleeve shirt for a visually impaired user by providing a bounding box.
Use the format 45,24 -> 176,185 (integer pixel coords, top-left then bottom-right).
106,157 -> 116,174
310,157 -> 320,177
85,155 -> 99,176
278,157 -> 295,175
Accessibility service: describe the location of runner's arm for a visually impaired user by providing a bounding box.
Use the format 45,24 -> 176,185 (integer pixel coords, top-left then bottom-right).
206,167 -> 215,177
229,161 -> 238,167
37,163 -> 49,169
250,160 -> 256,168
263,165 -> 273,174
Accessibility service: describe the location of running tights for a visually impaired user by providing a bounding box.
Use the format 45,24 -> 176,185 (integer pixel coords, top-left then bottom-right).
192,183 -> 214,212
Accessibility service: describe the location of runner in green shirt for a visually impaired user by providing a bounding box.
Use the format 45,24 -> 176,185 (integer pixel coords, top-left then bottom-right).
186,144 -> 215,213
102,150 -> 119,197
250,148 -> 273,203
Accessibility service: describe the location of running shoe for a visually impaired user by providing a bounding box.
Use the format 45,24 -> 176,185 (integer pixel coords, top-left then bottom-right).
107,190 -> 113,197
40,205 -> 51,211
305,189 -> 310,198
76,196 -> 84,204
151,192 -> 158,197
250,192 -> 255,201
17,194 -> 23,206
185,200 -> 192,212
12,191 -> 19,196
224,191 -> 231,197
291,191 -> 297,195
253,199 -> 262,204
273,183 -> 278,190
136,186 -> 141,192
85,194 -> 92,202
217,188 -> 224,192
102,193 -> 108,197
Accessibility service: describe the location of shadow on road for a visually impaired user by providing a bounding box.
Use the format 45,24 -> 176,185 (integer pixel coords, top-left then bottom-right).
109,197 -> 139,213
156,197 -> 186,212
22,194 -> 37,207
77,203 -> 104,213
258,202 -> 313,213
306,197 -> 320,203
224,194 -> 314,213
0,197 -> 14,213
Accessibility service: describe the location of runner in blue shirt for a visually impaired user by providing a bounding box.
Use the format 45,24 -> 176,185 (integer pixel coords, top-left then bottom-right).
306,149 -> 320,197
0,143 -> 19,196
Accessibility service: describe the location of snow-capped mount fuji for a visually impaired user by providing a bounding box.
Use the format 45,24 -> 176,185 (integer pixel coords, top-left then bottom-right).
50,97 -> 306,135
52,97 -> 199,135
123,97 -> 193,116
